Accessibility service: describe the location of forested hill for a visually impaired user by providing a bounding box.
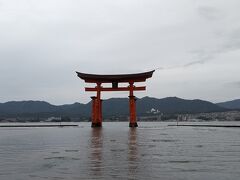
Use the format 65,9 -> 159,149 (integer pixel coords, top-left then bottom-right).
0,97 -> 226,118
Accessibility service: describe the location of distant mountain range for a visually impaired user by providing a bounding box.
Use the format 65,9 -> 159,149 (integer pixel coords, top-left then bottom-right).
0,96 -> 234,118
217,99 -> 240,109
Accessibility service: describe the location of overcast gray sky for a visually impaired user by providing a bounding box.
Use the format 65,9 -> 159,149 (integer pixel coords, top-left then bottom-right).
0,0 -> 240,104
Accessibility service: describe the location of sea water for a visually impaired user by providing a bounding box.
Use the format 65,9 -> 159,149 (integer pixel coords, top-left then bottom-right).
0,122 -> 240,180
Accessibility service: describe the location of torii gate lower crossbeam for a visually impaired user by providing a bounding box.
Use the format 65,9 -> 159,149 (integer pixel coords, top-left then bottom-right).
76,70 -> 154,128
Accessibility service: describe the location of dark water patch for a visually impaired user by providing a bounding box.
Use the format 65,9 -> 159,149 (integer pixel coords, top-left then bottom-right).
44,157 -> 66,160
29,174 -> 38,178
140,153 -> 164,159
195,145 -> 203,148
159,139 -> 179,142
29,175 -> 49,179
231,144 -> 240,147
42,163 -> 57,168
148,145 -> 156,148
151,139 -> 162,142
151,139 -> 179,143
51,152 -> 60,154
110,149 -> 125,152
58,171 -> 73,175
178,169 -> 200,172
58,168 -> 69,171
207,128 -> 218,131
65,150 -> 79,152
212,150 -> 240,153
168,160 -> 201,164
153,153 -> 164,156
0,172 -> 12,176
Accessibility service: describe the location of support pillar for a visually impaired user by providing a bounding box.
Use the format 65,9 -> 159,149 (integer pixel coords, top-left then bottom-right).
129,82 -> 138,127
91,96 -> 99,127
98,99 -> 103,125
92,83 -> 102,127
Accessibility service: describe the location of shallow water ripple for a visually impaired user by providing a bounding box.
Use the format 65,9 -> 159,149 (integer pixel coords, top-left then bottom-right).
0,122 -> 240,180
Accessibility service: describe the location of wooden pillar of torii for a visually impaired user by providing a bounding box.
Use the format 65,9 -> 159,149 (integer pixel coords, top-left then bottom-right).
76,70 -> 154,127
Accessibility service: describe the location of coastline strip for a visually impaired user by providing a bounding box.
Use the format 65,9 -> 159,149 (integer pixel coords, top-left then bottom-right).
168,124 -> 240,128
0,124 -> 79,128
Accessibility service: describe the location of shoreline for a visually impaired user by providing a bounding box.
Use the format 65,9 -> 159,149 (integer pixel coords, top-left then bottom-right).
0,124 -> 79,128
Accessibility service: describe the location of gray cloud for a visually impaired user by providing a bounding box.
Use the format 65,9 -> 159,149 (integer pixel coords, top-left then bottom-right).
185,27 -> 240,69
0,0 -> 240,104
225,81 -> 240,88
198,6 -> 223,21
221,28 -> 240,51
183,60 -> 207,67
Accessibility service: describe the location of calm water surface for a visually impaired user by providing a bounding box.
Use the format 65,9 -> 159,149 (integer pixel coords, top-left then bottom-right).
0,122 -> 240,180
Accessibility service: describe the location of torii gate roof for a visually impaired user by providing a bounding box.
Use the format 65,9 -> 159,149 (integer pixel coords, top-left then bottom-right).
76,70 -> 154,83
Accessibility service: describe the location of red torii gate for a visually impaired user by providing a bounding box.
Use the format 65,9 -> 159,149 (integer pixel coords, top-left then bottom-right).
76,70 -> 154,127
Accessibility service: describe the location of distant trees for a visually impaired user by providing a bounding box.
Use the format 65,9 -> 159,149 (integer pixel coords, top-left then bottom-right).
61,116 -> 71,122
235,117 -> 240,121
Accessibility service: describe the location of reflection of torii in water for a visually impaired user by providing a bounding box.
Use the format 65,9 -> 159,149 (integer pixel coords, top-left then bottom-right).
89,128 -> 103,177
76,70 -> 154,127
128,128 -> 139,177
